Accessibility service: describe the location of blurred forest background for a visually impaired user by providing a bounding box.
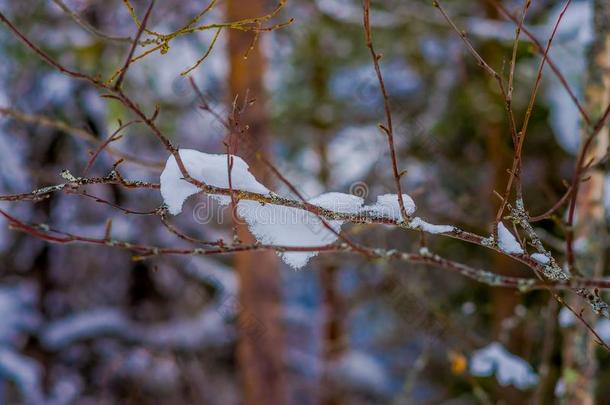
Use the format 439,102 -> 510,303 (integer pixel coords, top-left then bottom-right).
0,0 -> 610,404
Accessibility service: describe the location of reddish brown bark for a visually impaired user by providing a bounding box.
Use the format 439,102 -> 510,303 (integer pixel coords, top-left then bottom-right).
320,263 -> 345,405
226,1 -> 286,404
563,2 -> 610,403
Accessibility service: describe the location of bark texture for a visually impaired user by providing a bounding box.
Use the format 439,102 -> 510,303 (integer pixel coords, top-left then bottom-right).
564,1 -> 610,403
227,1 -> 287,404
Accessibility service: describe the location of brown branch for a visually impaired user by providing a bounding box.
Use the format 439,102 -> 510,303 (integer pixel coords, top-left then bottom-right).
82,120 -> 139,176
528,185 -> 573,222
259,155 -> 373,258
0,9 -> 193,188
0,171 -> 582,290
0,11 -> 104,87
565,100 -> 610,266
189,77 -> 231,129
0,108 -> 161,170
507,0 -> 531,103
495,0 -> 572,223
4,0 -> 610,339
0,172 -> 158,202
180,27 -> 223,77
519,0 -> 573,145
113,0 -> 155,90
160,213 -> 225,247
4,208 -> 610,292
432,1 -> 519,222
51,0 -> 133,43
71,190 -> 159,216
489,0 -> 592,127
363,0 -> 410,222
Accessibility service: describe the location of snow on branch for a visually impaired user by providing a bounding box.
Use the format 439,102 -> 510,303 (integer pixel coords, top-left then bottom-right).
162,149 -> 420,268
160,150 -> 270,215
497,222 -> 524,255
236,193 -> 363,269
158,148 -> 610,320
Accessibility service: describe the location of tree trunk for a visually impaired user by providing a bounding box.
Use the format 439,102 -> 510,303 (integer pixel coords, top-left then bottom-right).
563,2 -> 610,404
226,1 -> 286,404
479,4 -> 527,403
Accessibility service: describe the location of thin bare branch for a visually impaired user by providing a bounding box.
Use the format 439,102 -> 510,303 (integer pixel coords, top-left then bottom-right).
363,0 -> 410,222
114,0 -> 155,90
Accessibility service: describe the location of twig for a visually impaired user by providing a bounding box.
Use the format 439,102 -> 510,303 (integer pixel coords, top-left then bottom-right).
494,0 -> 572,223
0,107 -> 161,169
114,0 -> 155,90
528,185 -> 573,222
565,101 -> 610,266
259,155 -> 373,258
489,0 -> 591,127
363,0 -> 410,222
181,27 -> 222,76
3,208 -> 610,292
507,0 -> 531,102
83,120 -> 139,175
51,0 -> 132,43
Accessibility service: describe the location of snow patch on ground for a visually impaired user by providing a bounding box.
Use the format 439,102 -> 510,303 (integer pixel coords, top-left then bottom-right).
332,351 -> 388,395
0,348 -> 44,404
41,306 -> 232,351
596,319 -> 610,343
558,307 -> 576,328
470,342 -> 538,389
0,282 -> 40,345
41,308 -> 130,349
